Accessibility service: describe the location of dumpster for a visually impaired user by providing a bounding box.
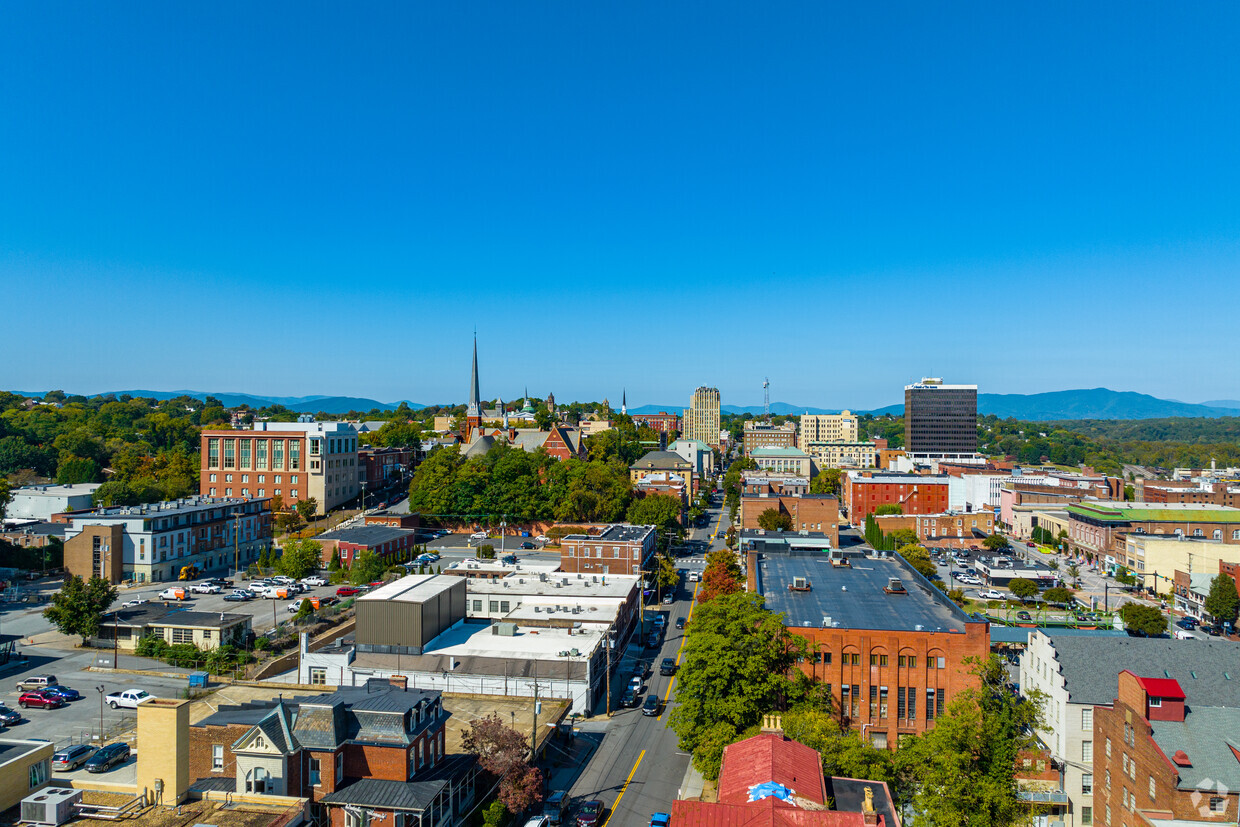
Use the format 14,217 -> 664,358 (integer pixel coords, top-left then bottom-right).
188,671 -> 209,688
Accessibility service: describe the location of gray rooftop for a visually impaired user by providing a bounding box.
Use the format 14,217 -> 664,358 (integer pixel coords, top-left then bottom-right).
1150,707 -> 1240,792
629,451 -> 692,470
75,495 -> 268,521
321,778 -> 447,812
318,524 -> 416,546
112,606 -> 250,628
563,524 -> 656,543
756,553 -> 969,633
1039,631 -> 1240,705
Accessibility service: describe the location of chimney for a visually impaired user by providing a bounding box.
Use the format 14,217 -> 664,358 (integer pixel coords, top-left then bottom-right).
389,675 -> 408,690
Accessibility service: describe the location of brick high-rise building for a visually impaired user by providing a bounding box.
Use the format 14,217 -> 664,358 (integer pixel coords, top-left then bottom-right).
904,378 -> 977,455
683,386 -> 721,447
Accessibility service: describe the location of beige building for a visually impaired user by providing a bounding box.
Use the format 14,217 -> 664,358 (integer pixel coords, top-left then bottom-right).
580,419 -> 614,436
433,415 -> 456,432
750,447 -> 813,477
682,386 -> 721,447
804,440 -> 877,470
799,411 -> 858,445
1121,534 -> 1238,592
0,739 -> 53,813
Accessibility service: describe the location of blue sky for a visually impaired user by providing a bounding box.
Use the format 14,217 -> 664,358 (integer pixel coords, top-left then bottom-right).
3,2 -> 1238,410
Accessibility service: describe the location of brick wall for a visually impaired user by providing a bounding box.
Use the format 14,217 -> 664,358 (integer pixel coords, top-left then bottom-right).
188,722 -> 251,783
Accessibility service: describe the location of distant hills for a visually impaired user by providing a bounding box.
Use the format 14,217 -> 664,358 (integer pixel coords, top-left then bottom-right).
30,389 -> 425,414
637,389 -> 1240,421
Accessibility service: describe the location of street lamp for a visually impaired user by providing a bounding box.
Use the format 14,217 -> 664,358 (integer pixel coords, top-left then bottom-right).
95,685 -> 106,742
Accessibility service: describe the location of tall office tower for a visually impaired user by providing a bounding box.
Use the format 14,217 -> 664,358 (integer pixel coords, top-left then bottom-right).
683,386 -> 721,446
799,411 -> 859,444
904,378 -> 978,454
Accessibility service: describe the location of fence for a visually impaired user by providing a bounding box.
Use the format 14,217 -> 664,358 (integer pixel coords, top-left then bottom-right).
57,710 -> 138,751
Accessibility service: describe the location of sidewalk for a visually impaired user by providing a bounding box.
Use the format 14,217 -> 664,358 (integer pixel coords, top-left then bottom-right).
678,759 -> 706,801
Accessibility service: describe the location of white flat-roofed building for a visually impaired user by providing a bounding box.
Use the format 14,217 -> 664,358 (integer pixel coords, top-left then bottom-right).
7,483 -> 101,521
440,556 -> 562,579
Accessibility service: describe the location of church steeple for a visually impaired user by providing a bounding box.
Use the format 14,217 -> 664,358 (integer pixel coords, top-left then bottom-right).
500,396 -> 508,429
622,388 -> 627,416
467,335 -> 481,418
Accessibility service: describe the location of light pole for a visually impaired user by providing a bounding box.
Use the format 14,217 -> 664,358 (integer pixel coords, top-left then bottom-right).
232,507 -> 242,580
95,685 -> 105,742
361,481 -> 368,514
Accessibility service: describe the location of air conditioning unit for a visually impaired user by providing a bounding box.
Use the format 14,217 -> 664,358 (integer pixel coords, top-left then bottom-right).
22,788 -> 82,826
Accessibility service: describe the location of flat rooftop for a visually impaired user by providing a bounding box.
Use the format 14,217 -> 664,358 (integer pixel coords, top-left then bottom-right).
12,483 -> 101,497
755,553 -> 968,633
1068,501 -> 1240,523
740,530 -> 834,551
562,524 -> 656,543
361,574 -> 458,603
468,572 -> 638,600
445,557 -> 561,576
319,524 -> 415,545
426,619 -> 606,661
847,472 -> 951,484
110,605 -> 250,628
500,597 -> 622,624
71,495 -> 267,521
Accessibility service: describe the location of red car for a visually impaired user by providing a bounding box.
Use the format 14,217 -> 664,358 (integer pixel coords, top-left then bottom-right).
336,586 -> 361,597
19,691 -> 64,710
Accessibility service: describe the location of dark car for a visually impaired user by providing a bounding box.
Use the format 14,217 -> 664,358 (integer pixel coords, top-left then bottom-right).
223,592 -> 249,602
620,689 -> 640,708
18,691 -> 64,710
52,745 -> 96,771
660,658 -> 677,676
646,633 -> 661,649
642,695 -> 661,716
43,685 -> 82,702
0,705 -> 21,726
576,800 -> 603,827
1175,618 -> 1198,631
519,542 -> 536,550
1202,624 -> 1223,637
1016,611 -> 1033,622
206,578 -> 234,588
630,661 -> 646,679
85,743 -> 131,773
675,617 -> 685,630
336,586 -> 361,597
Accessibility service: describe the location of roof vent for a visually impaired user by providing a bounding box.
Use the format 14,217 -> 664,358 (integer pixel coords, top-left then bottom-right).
885,578 -> 907,594
1172,750 -> 1192,767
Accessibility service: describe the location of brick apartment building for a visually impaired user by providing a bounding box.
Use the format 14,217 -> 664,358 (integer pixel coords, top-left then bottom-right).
740,477 -> 839,547
1142,481 -> 1240,508
559,524 -> 657,576
200,420 -> 360,511
1093,671 -> 1239,827
358,446 -> 417,490
843,472 -> 951,521
189,681 -> 476,827
1067,502 -> 1240,561
750,548 -> 989,748
316,524 -> 419,566
631,412 -> 680,433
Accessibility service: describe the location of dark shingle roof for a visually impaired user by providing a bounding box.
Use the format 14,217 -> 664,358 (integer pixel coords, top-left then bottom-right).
1043,631 -> 1240,705
1151,707 -> 1240,792
320,778 -> 447,811
292,703 -> 348,750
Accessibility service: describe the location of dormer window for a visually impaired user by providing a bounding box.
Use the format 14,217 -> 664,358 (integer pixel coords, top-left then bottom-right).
1149,697 -> 1162,707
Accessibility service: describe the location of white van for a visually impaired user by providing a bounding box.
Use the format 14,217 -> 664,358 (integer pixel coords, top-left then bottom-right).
688,571 -> 701,583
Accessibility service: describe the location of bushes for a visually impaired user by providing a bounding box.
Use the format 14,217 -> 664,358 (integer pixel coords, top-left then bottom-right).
133,635 -> 253,673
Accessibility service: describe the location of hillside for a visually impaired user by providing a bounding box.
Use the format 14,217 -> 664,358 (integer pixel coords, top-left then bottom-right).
866,388 -> 1240,421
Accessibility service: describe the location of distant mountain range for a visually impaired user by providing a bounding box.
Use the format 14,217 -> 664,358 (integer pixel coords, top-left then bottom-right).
21,389 -> 425,414
637,389 -> 1240,421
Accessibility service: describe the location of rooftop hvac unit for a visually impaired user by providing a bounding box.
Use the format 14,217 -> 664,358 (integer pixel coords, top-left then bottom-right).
21,788 -> 82,827
547,607 -> 555,614
885,578 -> 907,594
570,648 -> 581,656
534,607 -> 541,613
491,622 -> 518,636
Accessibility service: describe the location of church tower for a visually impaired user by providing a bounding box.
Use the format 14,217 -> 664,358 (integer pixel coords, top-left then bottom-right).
465,335 -> 482,441
621,389 -> 627,416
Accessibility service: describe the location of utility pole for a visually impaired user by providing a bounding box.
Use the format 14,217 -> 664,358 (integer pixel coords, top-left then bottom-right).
531,664 -> 539,754
232,508 -> 242,580
605,621 -> 613,717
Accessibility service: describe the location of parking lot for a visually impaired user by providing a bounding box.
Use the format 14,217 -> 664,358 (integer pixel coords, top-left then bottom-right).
110,578 -> 355,634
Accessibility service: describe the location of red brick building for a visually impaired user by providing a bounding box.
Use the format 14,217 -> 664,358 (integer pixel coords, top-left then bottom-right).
559,524 -> 657,576
843,472 -> 952,521
1093,671 -> 1240,826
358,446 -> 416,490
741,492 -> 840,546
872,511 -> 994,543
750,548 -> 989,748
632,412 -> 680,433
316,524 -> 418,566
1142,482 -> 1240,508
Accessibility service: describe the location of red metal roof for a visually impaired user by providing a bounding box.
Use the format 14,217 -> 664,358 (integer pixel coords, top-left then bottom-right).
671,800 -> 867,827
1135,676 -> 1186,700
717,734 -> 828,806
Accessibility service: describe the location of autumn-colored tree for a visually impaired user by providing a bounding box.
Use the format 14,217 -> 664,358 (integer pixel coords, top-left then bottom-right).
697,548 -> 743,603
462,714 -> 544,814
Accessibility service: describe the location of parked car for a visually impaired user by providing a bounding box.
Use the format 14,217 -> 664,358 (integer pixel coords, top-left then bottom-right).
336,586 -> 361,597
646,633 -> 661,649
249,580 -> 273,593
158,587 -> 187,601
43,685 -> 82,702
121,597 -> 148,608
620,689 -> 640,708
1174,629 -> 1196,640
1175,617 -> 1198,630
535,535 -> 549,543
105,689 -> 152,709
1016,611 -> 1033,621
19,691 -> 64,710
641,695 -> 661,717
519,542 -> 536,550
659,657 -> 677,676
16,675 -> 57,692
52,745 -> 96,771
471,532 -> 487,540
662,593 -> 673,604
978,590 -> 1004,601
675,617 -> 685,630
190,583 -> 221,594
631,661 -> 646,679
85,743 -> 131,773
0,705 -> 22,726
650,813 -> 671,827
576,800 -> 603,827
205,578 -> 234,588
501,554 -> 518,565
687,571 -> 700,583
301,576 -> 328,587
628,676 -> 642,693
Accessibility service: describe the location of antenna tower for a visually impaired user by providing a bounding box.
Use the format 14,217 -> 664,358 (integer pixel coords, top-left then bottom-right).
764,377 -> 770,420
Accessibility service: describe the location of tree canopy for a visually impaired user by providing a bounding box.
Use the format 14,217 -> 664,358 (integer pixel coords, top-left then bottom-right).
756,508 -> 792,532
626,493 -> 682,531
462,713 -> 544,814
43,575 -> 118,644
276,539 -> 323,580
1007,578 -> 1039,600
982,534 -> 1011,550
697,548 -> 743,603
1205,574 -> 1239,626
1120,602 -> 1168,636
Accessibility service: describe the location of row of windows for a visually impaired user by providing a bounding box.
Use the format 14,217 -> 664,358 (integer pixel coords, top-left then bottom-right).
837,685 -> 945,720
207,438 -> 304,471
209,473 -> 298,485
808,652 -> 948,669
209,488 -> 297,499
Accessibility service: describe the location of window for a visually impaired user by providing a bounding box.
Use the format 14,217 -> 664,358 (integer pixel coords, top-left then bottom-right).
246,766 -> 269,793
879,686 -> 888,718
310,756 -> 321,786
257,440 -> 268,470
1210,797 -> 1226,813
1148,696 -> 1161,707
1082,773 -> 1093,794
850,685 -> 860,718
1082,707 -> 1093,731
212,745 -> 224,771
336,750 -> 344,781
1148,776 -> 1155,799
1106,737 -> 1112,757
1081,806 -> 1092,825
28,759 -> 48,788
171,628 -> 194,643
1082,740 -> 1093,762
223,440 -> 235,469
309,668 -> 327,686
840,685 -> 850,714
489,600 -> 499,613
472,600 -> 482,612
926,688 -> 937,720
870,685 -> 878,718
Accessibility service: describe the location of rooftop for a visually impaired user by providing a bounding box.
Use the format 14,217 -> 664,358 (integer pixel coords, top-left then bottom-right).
562,524 -> 656,544
445,557 -> 562,576
252,420 -> 358,434
740,530 -> 836,552
360,574 -> 459,604
750,447 -> 812,458
629,451 -> 693,470
846,472 -> 951,484
12,483 -> 101,497
755,552 -> 969,633
500,597 -> 622,624
110,605 -> 250,628
467,572 -> 639,600
1150,706 -> 1240,793
318,524 -> 416,545
1067,501 -> 1240,523
1036,630 -> 1240,705
70,495 -> 268,521
425,618 -> 606,662
321,777 -> 448,813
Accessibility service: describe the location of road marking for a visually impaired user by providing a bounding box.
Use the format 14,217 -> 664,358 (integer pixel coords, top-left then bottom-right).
601,749 -> 645,827
710,509 -> 725,541
659,582 -> 700,722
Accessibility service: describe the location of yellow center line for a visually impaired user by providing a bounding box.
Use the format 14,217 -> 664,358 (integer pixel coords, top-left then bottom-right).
658,582 -> 700,721
600,749 -> 645,827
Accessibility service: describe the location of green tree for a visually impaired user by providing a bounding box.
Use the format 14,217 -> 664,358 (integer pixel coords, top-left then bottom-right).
887,528 -> 919,548
809,469 -> 842,497
1204,574 -> 1239,627
328,548 -> 342,572
1042,586 -> 1074,605
276,539 -> 323,580
42,575 -> 118,645
1114,566 -> 1137,587
1066,563 -> 1081,586
1120,602 -> 1168,636
657,554 -> 680,595
0,477 -> 11,521
56,455 -> 99,484
781,707 -> 900,792
897,544 -> 936,580
295,497 -> 319,523
475,543 -> 496,560
349,549 -> 388,584
756,508 -> 793,532
294,598 -> 315,620
1008,578 -> 1039,600
898,656 -> 1045,826
669,591 -> 807,779
983,534 -> 1011,550
626,493 -> 683,530
257,547 -> 271,570
874,504 -> 903,516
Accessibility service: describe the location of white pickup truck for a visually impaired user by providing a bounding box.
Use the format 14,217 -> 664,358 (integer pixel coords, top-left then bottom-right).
105,689 -> 153,709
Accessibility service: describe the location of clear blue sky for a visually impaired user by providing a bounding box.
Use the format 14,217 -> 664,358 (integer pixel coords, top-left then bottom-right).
3,2 -> 1239,410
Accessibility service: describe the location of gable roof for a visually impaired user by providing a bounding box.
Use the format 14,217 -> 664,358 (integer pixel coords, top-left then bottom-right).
234,701 -> 299,755
718,733 -> 827,806
1133,675 -> 1186,700
321,777 -> 448,812
630,451 -> 692,471
670,800 -> 867,827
